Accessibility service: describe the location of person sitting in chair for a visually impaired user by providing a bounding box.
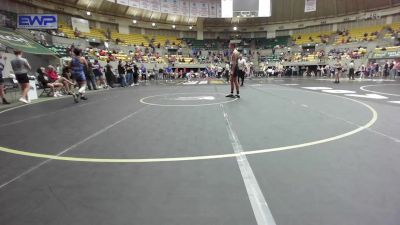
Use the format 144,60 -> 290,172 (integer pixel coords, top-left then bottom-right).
46,65 -> 74,95
37,67 -> 63,97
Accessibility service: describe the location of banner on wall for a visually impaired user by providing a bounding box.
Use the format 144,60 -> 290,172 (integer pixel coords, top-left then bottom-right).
161,0 -> 180,14
221,0 -> 233,18
140,0 -> 151,10
149,0 -> 161,12
190,1 -> 199,17
197,0 -> 209,17
209,1 -> 217,18
129,0 -> 140,7
190,1 -> 208,17
0,27 -> 56,55
17,14 -> 58,29
113,0 -> 232,17
179,0 -> 190,16
216,2 -> 222,17
117,0 -> 129,5
71,17 -> 90,33
304,0 -> 316,12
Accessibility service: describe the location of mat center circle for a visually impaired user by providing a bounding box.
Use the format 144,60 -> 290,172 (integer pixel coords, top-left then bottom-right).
140,93 -> 238,106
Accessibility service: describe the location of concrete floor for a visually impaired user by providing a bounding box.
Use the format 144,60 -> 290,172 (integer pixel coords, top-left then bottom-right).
0,78 -> 400,225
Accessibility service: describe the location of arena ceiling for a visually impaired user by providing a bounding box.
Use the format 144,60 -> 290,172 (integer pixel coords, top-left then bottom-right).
44,0 -> 399,26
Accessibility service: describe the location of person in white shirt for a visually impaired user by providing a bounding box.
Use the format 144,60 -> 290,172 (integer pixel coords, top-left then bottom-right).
348,60 -> 355,80
237,54 -> 246,86
216,65 -> 222,78
224,62 -> 230,82
360,64 -> 366,79
0,53 -> 9,104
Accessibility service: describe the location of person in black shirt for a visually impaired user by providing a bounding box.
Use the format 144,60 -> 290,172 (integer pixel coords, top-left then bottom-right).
384,62 -> 389,78
125,62 -> 133,85
84,56 -> 97,90
118,60 -> 127,87
132,63 -> 139,86
104,60 -> 114,88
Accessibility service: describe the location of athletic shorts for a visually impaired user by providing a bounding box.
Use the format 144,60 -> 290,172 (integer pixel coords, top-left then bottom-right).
0,77 -> 3,84
231,66 -> 239,77
72,72 -> 86,82
15,73 -> 29,84
93,70 -> 103,77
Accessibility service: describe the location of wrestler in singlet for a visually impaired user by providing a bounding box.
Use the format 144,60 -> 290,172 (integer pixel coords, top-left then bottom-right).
226,43 -> 240,98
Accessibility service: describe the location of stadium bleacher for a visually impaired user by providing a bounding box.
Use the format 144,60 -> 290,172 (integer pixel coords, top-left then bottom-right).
151,35 -> 182,47
292,31 -> 332,45
335,25 -> 383,44
255,36 -> 289,49
82,28 -> 106,41
58,22 -> 77,39
111,32 -> 148,47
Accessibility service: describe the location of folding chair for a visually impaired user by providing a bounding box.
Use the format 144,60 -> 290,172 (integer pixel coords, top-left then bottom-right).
36,74 -> 53,97
38,83 -> 53,97
2,78 -> 19,101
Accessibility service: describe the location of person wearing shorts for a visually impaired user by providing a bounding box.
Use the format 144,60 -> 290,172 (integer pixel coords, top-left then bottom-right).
349,60 -> 355,80
226,43 -> 240,98
84,56 -> 98,90
10,50 -> 31,104
70,48 -> 88,103
104,60 -> 115,88
237,54 -> 246,87
37,67 -> 64,97
334,58 -> 342,84
0,53 -> 9,104
93,59 -> 108,89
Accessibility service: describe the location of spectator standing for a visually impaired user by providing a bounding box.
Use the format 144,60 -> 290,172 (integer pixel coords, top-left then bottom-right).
118,60 -> 127,87
93,59 -> 108,89
84,56 -> 97,90
389,61 -> 396,79
360,64 -> 366,79
10,50 -> 31,104
348,60 -> 355,80
225,62 -> 230,82
104,60 -> 114,88
0,53 -> 9,104
237,54 -> 246,86
394,60 -> 400,79
125,61 -> 133,85
153,64 -> 158,80
132,63 -> 139,86
384,61 -> 389,78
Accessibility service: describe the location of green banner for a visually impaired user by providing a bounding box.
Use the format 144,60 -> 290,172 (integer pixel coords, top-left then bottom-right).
370,51 -> 400,59
0,26 -> 55,55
